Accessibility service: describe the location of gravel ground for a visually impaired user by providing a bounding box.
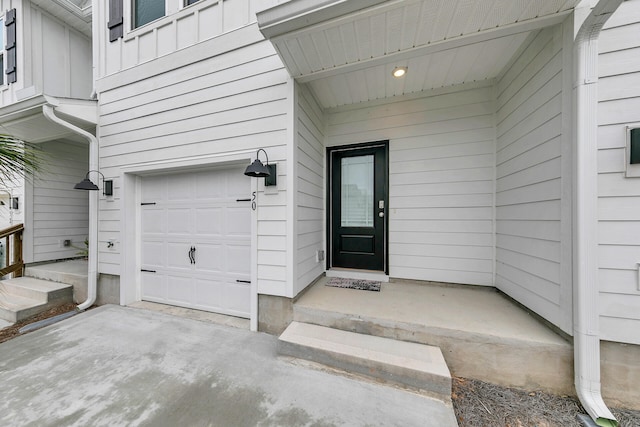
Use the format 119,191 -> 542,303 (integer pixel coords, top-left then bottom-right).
452,376 -> 640,427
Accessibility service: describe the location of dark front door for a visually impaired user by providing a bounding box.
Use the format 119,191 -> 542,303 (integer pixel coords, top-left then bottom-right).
329,142 -> 387,271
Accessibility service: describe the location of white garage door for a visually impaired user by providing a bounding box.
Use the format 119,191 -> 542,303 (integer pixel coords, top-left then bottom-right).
140,167 -> 251,318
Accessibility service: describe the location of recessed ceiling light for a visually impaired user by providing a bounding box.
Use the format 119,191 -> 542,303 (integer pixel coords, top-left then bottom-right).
392,66 -> 408,78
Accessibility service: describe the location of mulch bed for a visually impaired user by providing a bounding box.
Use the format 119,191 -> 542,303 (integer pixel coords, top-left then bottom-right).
452,376 -> 640,427
0,302 -> 77,344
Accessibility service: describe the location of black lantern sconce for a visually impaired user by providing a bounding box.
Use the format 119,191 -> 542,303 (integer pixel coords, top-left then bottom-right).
244,148 -> 277,186
74,170 -> 113,196
10,197 -> 18,210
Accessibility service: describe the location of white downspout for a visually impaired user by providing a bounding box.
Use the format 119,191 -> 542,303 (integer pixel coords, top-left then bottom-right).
573,1 -> 622,426
42,104 -> 98,311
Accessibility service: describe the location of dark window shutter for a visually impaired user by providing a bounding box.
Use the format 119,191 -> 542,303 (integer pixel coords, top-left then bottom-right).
5,8 -> 16,84
108,0 -> 123,42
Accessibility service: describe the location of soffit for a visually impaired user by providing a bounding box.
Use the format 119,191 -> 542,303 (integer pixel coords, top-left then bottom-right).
30,0 -> 92,37
258,0 -> 581,108
0,96 -> 96,144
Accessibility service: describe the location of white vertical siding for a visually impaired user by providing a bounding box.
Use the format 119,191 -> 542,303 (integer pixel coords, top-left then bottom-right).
97,38 -> 291,296
326,85 -> 496,285
495,25 -> 570,332
29,139 -> 89,263
295,83 -> 325,293
597,0 -> 640,345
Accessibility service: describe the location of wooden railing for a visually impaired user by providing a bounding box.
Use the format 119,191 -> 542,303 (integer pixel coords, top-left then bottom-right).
0,223 -> 23,278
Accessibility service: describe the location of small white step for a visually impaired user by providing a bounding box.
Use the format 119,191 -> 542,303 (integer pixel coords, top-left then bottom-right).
279,321 -> 452,401
0,293 -> 46,323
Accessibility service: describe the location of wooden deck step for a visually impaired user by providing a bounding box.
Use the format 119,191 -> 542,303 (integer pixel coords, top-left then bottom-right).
278,321 -> 452,402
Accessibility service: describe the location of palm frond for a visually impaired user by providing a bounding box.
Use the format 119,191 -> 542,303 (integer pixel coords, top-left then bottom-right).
0,135 -> 44,186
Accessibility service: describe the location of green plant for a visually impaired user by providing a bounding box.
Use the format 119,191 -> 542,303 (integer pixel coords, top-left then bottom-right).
72,238 -> 89,258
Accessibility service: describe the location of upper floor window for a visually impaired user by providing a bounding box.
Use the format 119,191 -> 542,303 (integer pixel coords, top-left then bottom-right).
133,0 -> 165,29
185,0 -> 201,5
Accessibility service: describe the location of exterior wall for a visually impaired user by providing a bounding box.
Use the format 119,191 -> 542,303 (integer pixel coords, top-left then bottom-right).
326,84 -> 496,286
494,24 -> 572,334
0,0 -> 92,105
94,2 -> 291,300
23,139 -> 89,263
597,0 -> 640,346
295,82 -> 325,293
94,0 -> 278,80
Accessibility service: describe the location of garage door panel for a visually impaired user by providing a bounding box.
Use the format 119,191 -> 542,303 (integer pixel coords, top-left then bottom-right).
195,208 -> 223,235
142,166 -> 251,318
167,275 -> 194,304
167,241 -> 193,270
167,208 -> 193,234
168,174 -> 194,201
195,278 -> 224,311
224,281 -> 251,314
226,207 -> 251,236
196,171 -> 224,199
193,243 -> 223,273
227,244 -> 250,275
142,240 -> 165,267
142,272 -> 166,300
142,209 -> 165,234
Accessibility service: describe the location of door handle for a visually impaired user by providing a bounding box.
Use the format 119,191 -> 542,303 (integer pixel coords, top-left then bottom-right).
188,246 -> 196,264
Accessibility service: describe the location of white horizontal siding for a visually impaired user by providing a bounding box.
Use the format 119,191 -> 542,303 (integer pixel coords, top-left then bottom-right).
597,0 -> 640,345
97,40 -> 290,295
295,83 -> 325,293
495,24 -> 570,333
326,85 -> 496,285
29,140 -> 89,263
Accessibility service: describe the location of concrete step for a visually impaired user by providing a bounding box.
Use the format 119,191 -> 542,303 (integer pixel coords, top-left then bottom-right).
25,260 -> 88,303
0,277 -> 73,323
278,321 -> 451,402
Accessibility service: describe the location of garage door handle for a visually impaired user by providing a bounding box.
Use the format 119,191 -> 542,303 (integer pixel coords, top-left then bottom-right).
188,247 -> 196,264
236,280 -> 251,284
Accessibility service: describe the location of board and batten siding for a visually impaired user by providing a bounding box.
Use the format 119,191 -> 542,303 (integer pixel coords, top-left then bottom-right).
597,0 -> 640,345
295,83 -> 325,294
96,35 -> 291,296
24,140 -> 89,263
0,1 -> 92,105
494,24 -> 572,334
94,0 -> 279,80
326,85 -> 496,285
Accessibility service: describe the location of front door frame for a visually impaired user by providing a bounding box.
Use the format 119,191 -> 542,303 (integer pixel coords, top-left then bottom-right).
326,140 -> 389,274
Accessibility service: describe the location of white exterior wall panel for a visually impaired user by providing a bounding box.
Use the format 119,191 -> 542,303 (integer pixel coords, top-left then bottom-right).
295,83 -> 325,293
495,25 -> 571,333
96,34 -> 290,296
25,140 -> 89,263
597,0 -> 640,345
326,85 -> 496,285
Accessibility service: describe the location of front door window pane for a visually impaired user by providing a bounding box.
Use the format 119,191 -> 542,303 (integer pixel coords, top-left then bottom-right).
341,155 -> 374,227
134,0 -> 165,28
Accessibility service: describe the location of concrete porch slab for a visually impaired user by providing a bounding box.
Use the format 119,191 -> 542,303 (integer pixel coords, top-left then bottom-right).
0,305 -> 458,427
294,277 -> 574,395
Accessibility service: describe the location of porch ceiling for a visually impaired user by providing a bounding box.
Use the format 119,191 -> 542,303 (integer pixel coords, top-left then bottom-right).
258,0 -> 581,108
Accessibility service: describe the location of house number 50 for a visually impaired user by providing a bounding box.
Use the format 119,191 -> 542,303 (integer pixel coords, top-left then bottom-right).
252,192 -> 256,211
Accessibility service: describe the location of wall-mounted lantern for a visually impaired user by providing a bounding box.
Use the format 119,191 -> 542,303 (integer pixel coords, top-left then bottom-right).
10,197 -> 18,210
74,170 -> 113,196
244,148 -> 277,186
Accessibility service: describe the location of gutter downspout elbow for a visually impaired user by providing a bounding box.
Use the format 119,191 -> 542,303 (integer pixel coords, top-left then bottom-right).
573,1 -> 622,426
42,104 -> 98,311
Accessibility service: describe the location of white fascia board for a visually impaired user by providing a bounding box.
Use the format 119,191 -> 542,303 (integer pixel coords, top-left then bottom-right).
257,0 -> 387,38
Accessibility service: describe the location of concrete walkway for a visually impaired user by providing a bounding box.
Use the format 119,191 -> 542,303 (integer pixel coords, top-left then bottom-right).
0,305 -> 457,427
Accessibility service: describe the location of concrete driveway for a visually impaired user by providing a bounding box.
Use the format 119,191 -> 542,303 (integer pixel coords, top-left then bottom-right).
0,305 -> 457,427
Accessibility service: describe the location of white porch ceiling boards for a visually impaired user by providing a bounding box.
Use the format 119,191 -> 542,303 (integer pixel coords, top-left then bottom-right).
258,0 -> 581,108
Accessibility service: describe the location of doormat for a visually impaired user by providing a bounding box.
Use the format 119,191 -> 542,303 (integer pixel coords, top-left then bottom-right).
325,277 -> 381,292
